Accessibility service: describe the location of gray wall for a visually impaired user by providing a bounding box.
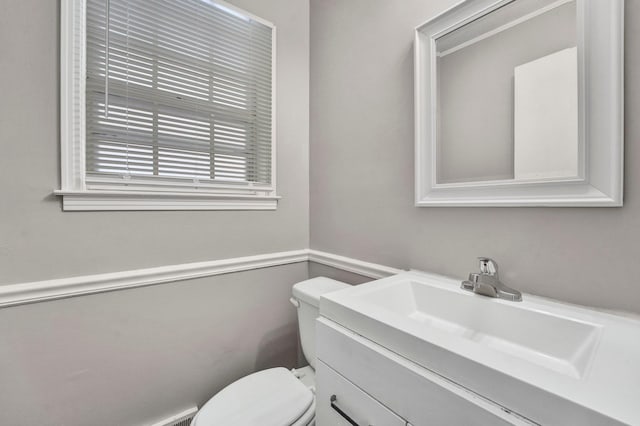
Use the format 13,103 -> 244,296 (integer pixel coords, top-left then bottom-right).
310,0 -> 640,314
0,263 -> 307,426
308,262 -> 372,285
0,0 -> 310,425
0,0 -> 309,284
438,1 -> 576,183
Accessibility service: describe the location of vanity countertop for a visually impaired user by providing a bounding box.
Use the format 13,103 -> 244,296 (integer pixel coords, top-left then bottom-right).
320,270 -> 640,425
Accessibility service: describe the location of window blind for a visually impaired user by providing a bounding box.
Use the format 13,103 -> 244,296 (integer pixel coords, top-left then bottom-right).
85,0 -> 273,190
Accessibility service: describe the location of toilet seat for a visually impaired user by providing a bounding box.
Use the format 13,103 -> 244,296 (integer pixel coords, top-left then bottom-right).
192,367 -> 314,426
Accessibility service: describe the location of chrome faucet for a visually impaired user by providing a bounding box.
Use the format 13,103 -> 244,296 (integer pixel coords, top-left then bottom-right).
461,257 -> 522,302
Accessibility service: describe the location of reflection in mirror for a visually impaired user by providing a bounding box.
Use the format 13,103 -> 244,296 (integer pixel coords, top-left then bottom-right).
435,0 -> 578,184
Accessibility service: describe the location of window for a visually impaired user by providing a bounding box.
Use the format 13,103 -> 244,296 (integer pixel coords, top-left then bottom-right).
58,0 -> 277,210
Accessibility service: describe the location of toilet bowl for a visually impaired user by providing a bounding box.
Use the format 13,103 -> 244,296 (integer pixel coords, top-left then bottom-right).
191,277 -> 349,426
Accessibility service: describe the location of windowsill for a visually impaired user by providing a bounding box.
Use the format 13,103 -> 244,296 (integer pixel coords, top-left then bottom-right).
53,190 -> 279,211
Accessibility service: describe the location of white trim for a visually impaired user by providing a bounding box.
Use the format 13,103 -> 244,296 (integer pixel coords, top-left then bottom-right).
438,0 -> 573,57
60,0 -> 87,191
0,250 -> 400,308
414,0 -> 624,207
0,250 -> 309,308
270,24 -> 278,199
308,250 -> 402,279
54,190 -> 279,211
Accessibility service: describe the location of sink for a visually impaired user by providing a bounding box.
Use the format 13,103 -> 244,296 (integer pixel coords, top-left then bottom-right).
320,270 -> 640,426
358,279 -> 600,378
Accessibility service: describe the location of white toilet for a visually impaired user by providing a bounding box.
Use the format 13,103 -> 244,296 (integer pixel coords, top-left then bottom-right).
191,277 -> 349,426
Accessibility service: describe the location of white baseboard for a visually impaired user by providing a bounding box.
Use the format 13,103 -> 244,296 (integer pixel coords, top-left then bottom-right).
0,249 -> 399,308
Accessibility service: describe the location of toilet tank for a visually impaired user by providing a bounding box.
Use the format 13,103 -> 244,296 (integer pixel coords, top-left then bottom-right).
291,277 -> 349,369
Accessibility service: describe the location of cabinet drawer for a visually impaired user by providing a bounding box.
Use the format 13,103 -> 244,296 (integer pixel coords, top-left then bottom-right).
316,360 -> 407,426
317,318 -> 534,426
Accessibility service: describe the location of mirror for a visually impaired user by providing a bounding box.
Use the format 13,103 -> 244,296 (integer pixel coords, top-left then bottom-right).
437,0 -> 578,184
414,0 -> 624,206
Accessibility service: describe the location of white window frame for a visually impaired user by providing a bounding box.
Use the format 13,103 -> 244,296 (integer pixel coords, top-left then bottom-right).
56,0 -> 278,211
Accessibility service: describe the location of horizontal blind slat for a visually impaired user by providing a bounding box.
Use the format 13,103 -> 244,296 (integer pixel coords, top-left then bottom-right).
98,0 -> 273,46
101,6 -> 272,62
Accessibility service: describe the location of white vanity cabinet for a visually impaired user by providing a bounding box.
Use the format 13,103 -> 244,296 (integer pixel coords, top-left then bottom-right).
315,318 -> 532,426
316,270 -> 640,425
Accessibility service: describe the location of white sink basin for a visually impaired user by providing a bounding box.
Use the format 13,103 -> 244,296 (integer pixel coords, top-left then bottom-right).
320,270 -> 640,426
358,279 -> 600,378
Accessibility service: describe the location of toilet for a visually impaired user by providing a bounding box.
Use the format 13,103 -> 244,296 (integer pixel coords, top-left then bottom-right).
191,277 -> 350,426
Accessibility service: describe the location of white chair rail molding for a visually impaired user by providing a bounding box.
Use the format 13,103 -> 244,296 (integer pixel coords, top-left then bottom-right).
56,0 -> 278,210
0,249 -> 400,308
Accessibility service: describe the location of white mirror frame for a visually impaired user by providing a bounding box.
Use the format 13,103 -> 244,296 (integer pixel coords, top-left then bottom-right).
414,0 -> 624,207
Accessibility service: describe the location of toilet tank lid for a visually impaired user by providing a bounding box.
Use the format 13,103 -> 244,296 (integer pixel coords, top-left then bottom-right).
292,277 -> 350,308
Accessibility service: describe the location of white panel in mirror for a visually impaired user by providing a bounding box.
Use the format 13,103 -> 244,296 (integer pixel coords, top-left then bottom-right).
514,47 -> 578,180
414,0 -> 624,206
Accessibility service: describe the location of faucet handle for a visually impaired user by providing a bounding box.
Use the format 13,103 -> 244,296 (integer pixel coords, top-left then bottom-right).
478,257 -> 498,276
